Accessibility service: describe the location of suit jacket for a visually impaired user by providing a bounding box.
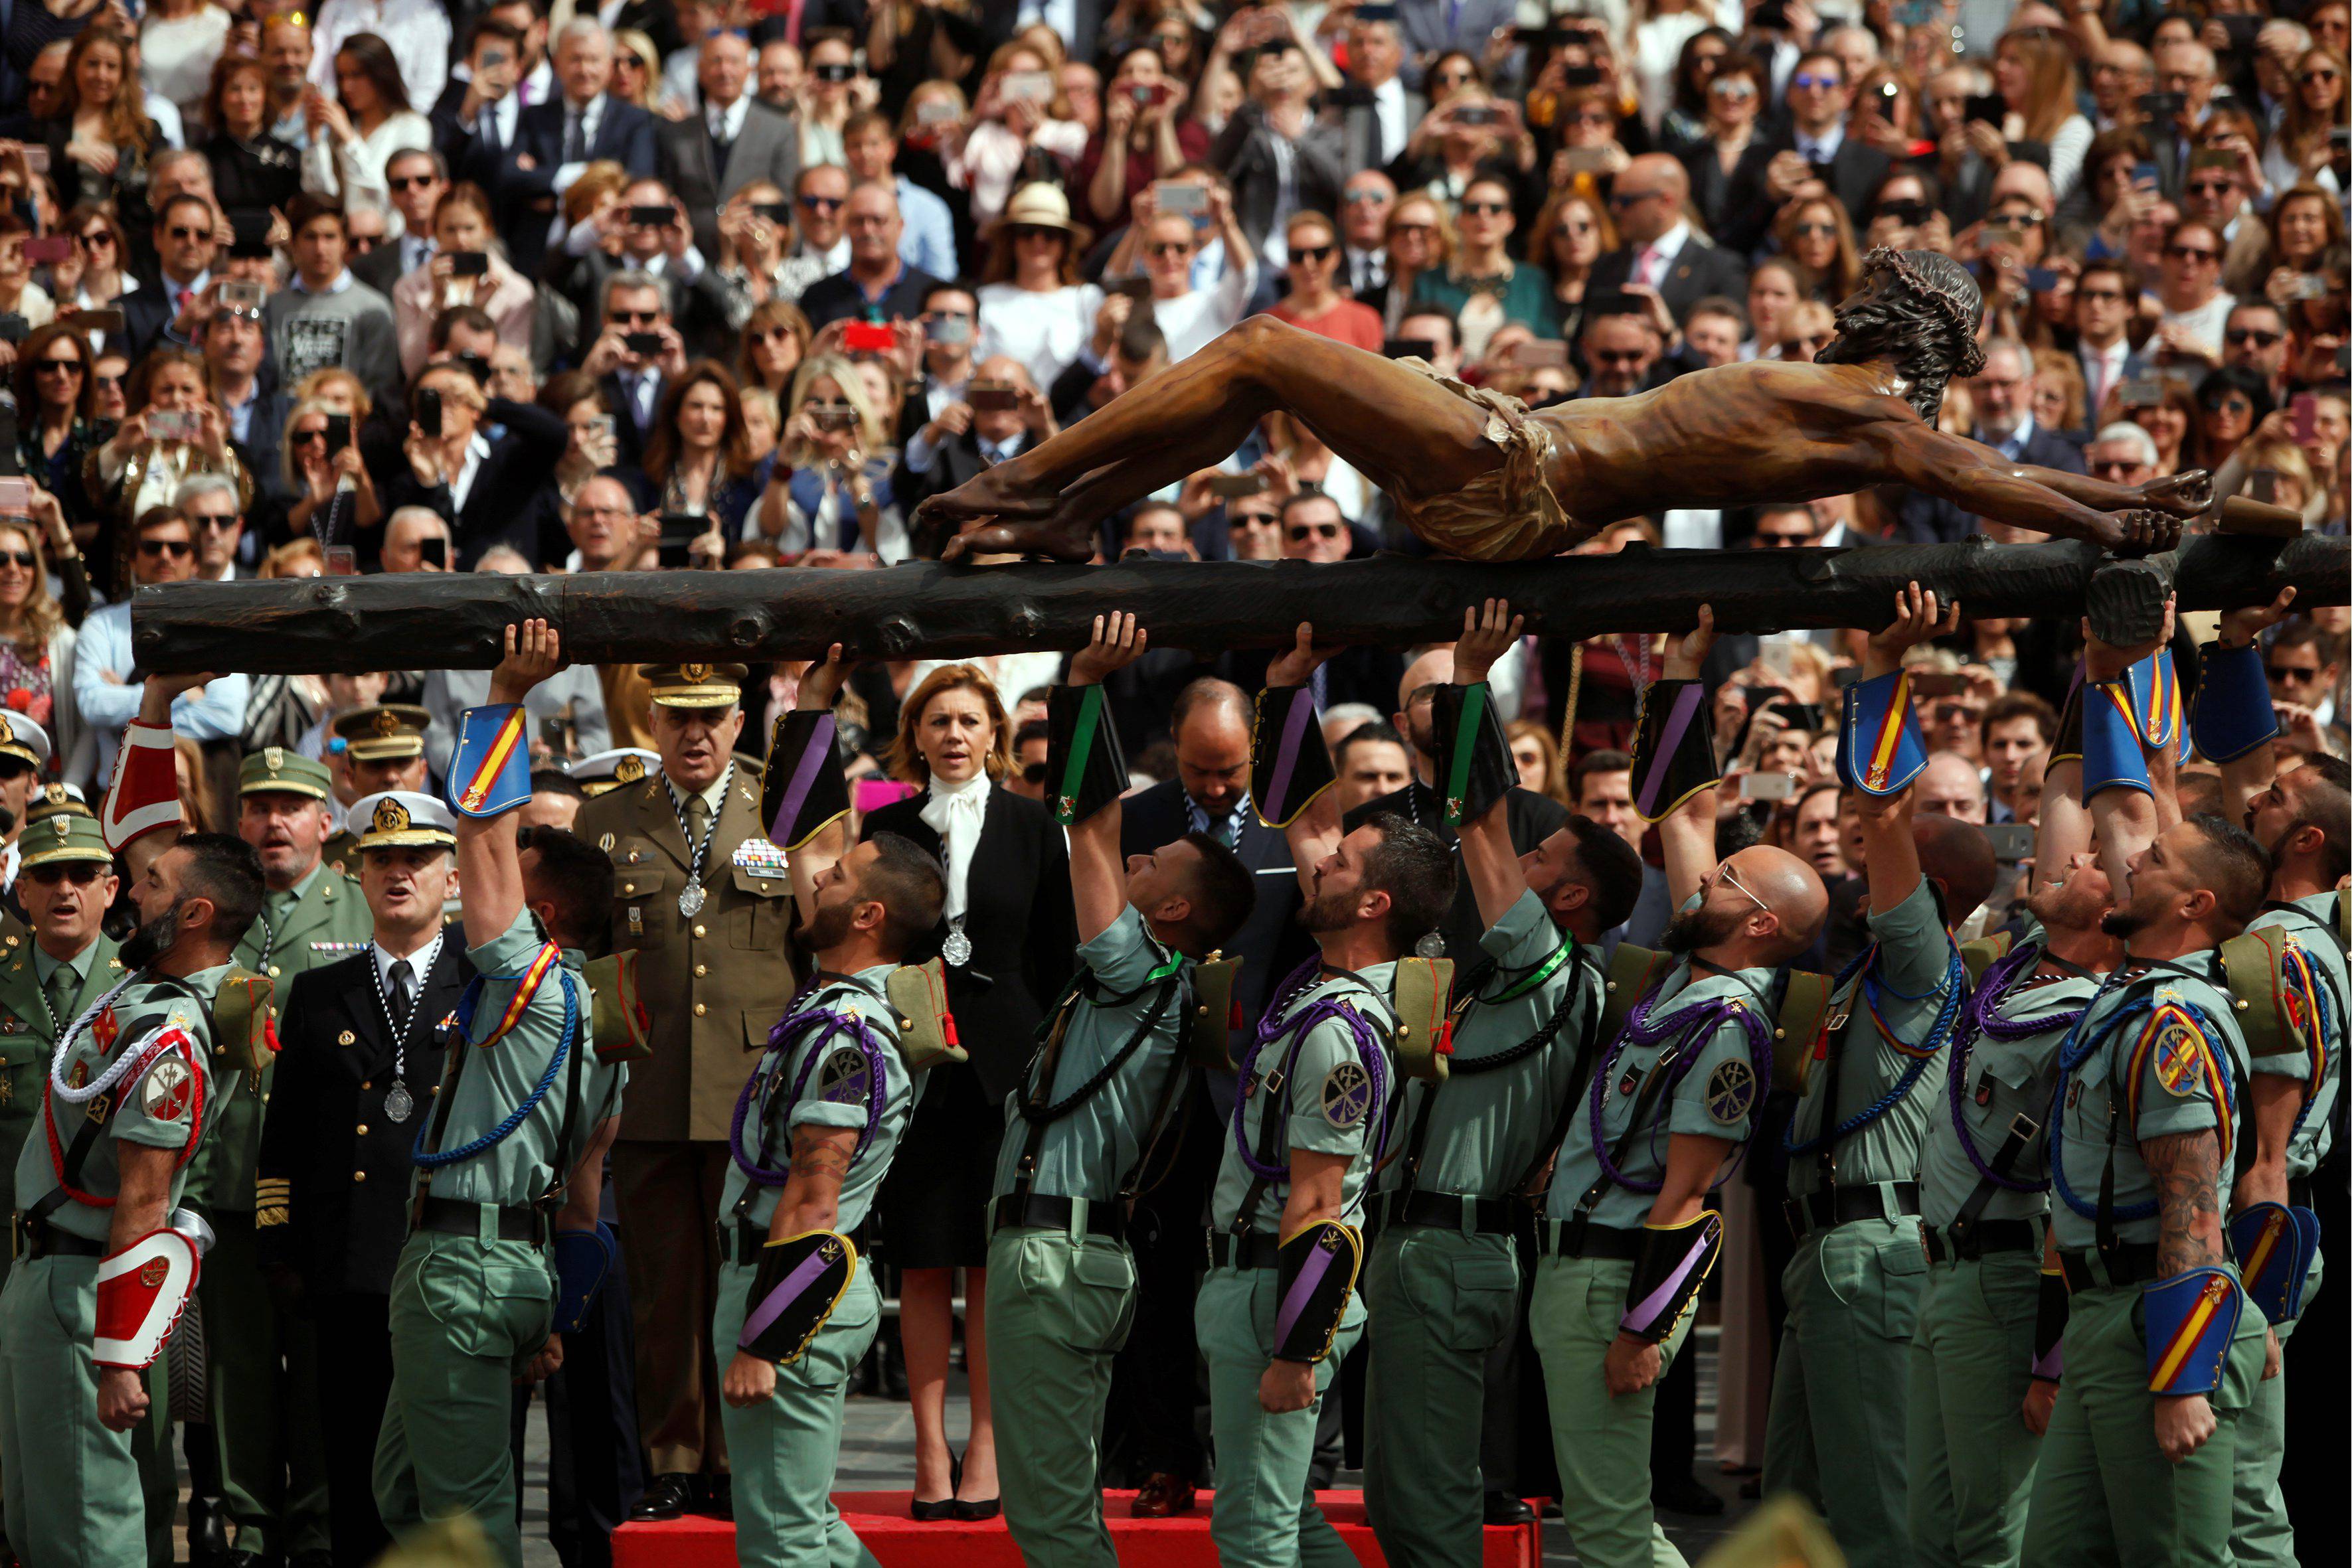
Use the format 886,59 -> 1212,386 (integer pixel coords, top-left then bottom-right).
1119,779 -> 1311,1065
1396,0 -> 1517,89
863,784 -> 1076,1103
0,931 -> 126,1228
381,396 -> 571,568
122,282 -> 197,365
1717,131 -> 1890,258
1339,84 -> 1426,177
1897,421 -> 2086,544
350,238 -> 410,301
597,368 -> 669,471
655,96 -> 801,264
550,248 -> 736,364
1341,781 -> 1569,963
501,94 -> 659,275
1212,104 -> 1347,256
258,944 -> 467,1295
576,763 -> 799,1143
187,864 -> 376,1219
1587,231 -> 1749,327
430,78 -> 527,193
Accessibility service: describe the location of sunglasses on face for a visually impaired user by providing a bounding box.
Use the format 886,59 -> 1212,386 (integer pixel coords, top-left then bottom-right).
348,234 -> 380,251
2088,459 -> 2142,477
388,174 -> 440,192
1022,761 -> 1049,784
93,373 -> 124,390
1390,222 -> 1436,238
0,550 -> 36,568
1010,225 -> 1063,243
1287,522 -> 1341,540
799,195 -> 845,212
608,309 -> 662,325
27,864 -> 104,887
292,428 -> 327,445
2185,179 -> 2234,196
1792,72 -> 1843,91
1145,241 -> 1191,258
1229,511 -> 1278,526
1791,221 -> 1837,238
35,358 -> 81,374
2268,663 -> 2321,682
2078,287 -> 2127,303
1342,189 -> 1387,205
2204,395 -> 2253,414
2226,327 -> 2284,347
138,538 -> 193,558
1710,81 -> 1756,100
1290,244 -> 1335,264
2166,244 -> 2219,262
77,231 -> 112,250
1561,111 -> 1611,127
189,512 -> 239,531
164,226 -> 209,242
756,326 -> 800,343
1460,200 -> 1509,216
2298,69 -> 2340,84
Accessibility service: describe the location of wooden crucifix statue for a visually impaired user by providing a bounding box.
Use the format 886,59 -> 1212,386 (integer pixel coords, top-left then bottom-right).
914,248 -> 2211,562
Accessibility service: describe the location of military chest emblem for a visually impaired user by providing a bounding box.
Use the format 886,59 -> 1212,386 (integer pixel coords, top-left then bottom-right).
733,838 -> 789,874
94,1006 -> 118,1051
614,755 -> 646,785
2153,1018 -> 2205,1098
338,1030 -> 357,1046
1706,1059 -> 1756,1127
66,1059 -> 88,1090
0,1017 -> 19,1036
139,1258 -> 168,1288
599,832 -> 616,852
1321,1061 -> 1371,1128
141,1058 -> 195,1124
819,1045 -> 871,1105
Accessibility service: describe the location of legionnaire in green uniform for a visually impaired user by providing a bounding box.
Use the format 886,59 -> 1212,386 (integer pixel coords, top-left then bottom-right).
0,791 -> 266,1568
188,746 -> 372,1567
967,616 -> 1256,1566
325,705 -> 433,876
373,623 -> 628,1568
715,642 -> 950,1567
1355,603 -> 1636,1568
1765,588 -> 1997,1568
1198,625 -> 1456,1568
1532,606 -> 1827,1568
2200,591 -> 2348,1568
1906,751 -> 2118,1568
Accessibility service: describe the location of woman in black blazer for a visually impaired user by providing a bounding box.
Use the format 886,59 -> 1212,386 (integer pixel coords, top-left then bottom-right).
863,663 -> 1075,1520
379,360 -> 570,568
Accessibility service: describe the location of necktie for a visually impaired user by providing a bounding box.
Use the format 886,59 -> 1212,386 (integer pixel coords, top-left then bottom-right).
1636,244 -> 1660,288
175,287 -> 194,315
686,794 -> 711,857
44,965 -> 75,1027
564,106 -> 585,163
389,959 -> 414,1033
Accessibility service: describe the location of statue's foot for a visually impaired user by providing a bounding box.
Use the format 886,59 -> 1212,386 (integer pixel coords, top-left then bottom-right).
937,511 -> 1099,564
2090,509 -> 2183,557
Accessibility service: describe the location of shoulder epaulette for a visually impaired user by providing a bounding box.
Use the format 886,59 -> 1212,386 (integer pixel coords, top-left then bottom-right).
1187,954 -> 1243,1069
209,969 -> 276,1074
1961,931 -> 2014,988
1599,943 -> 1673,1045
2218,927 -> 2293,1066
1773,970 -> 1836,1093
583,951 -> 652,1063
1390,957 -> 1455,1083
885,960 -> 966,1073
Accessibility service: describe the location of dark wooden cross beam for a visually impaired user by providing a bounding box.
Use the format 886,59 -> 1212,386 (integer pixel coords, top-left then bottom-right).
131,534 -> 2345,674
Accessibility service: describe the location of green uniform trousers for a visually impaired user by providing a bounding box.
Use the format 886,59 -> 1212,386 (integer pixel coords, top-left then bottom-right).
373,1227 -> 554,1568
205,1211 -> 331,1557
1762,1215 -> 1926,1568
1527,1252 -> 1695,1568
1904,1251 -> 2044,1568
1197,1265 -> 1365,1568
2019,1278 -> 2264,1567
985,1221 -> 1137,1568
0,1255 -> 147,1568
2228,1250 -> 2319,1568
713,1256 -> 882,1568
1361,1225 -> 1518,1568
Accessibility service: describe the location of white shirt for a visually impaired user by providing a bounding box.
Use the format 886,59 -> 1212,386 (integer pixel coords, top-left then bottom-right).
1792,123 -> 1845,166
553,94 -> 610,194
707,91 -> 750,145
373,931 -> 444,1001
1660,508 -> 1722,549
1371,77 -> 1409,165
449,432 -> 494,512
1634,219 -> 1691,287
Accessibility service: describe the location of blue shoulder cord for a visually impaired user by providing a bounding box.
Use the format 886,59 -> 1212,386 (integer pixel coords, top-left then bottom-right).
1783,940 -> 1967,1158
411,967 -> 581,1169
2047,971 -> 2234,1224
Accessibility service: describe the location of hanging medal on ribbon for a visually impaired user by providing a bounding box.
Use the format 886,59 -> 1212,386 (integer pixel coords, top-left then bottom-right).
670,763 -> 733,921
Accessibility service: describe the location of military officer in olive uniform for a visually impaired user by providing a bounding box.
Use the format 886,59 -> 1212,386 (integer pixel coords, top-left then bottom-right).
572,663 -> 798,1520
258,791 -> 467,1568
374,623 -> 628,1567
181,747 -> 373,1567
0,821 -> 266,1568
977,617 -> 1255,1565
1207,630 -> 1459,1568
1765,590 -> 1999,1568
720,644 -> 948,1567
324,706 -> 434,875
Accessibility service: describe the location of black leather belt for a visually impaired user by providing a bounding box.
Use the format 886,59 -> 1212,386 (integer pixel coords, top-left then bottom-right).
1535,1220 -> 1643,1260
417,1197 -> 544,1245
991,1192 -> 1125,1241
1786,1182 -> 1921,1238
9,1213 -> 103,1261
1206,1230 -> 1283,1269
1367,1190 -> 1516,1235
2289,1175 -> 2313,1208
2059,1243 -> 2161,1291
1924,1218 -> 2041,1263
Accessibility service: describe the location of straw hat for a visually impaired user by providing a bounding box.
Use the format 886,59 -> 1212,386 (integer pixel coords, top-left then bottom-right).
988,182 -> 1094,250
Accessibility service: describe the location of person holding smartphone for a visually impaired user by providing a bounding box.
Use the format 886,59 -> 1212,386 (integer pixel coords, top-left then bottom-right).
758,352 -> 903,560
281,396 -> 382,548
391,183 -> 535,377
384,358 -> 568,568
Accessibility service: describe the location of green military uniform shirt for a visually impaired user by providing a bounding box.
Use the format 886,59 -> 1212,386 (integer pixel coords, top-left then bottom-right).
1379,892 -> 1598,1201
1786,879 -> 1956,1200
1212,965 -> 1395,1233
2246,892 -> 2345,1181
187,864 -> 371,1216
1917,933 -> 2102,1229
13,965 -> 227,1243
0,933 -> 126,1251
422,913 -> 627,1209
1545,953 -> 1770,1229
991,907 -> 1186,1205
719,967 -> 914,1235
2049,953 -> 2250,1251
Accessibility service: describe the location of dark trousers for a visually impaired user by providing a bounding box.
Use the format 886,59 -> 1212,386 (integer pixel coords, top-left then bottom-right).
2282,1175 -> 2346,1563
1651,1331 -> 1700,1485
1106,1075 -> 1224,1482
612,1141 -> 730,1477
546,1231 -> 646,1568
311,1292 -> 394,1567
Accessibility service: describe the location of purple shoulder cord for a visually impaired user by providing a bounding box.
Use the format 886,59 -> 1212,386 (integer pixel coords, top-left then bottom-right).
728,982 -> 890,1186
1585,975 -> 1775,1195
1230,958 -> 1394,1181
1944,942 -> 2091,1194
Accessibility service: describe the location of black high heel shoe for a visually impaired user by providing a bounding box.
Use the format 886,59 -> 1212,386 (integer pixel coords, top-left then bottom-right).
910,1453 -> 960,1521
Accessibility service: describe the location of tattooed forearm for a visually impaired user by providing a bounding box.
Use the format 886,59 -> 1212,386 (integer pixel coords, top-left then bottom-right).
2143,1130 -> 2224,1279
790,1144 -> 852,1178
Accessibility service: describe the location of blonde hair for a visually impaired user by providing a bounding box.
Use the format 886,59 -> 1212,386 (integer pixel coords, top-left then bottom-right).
784,353 -> 886,465
262,537 -> 326,577
293,366 -> 375,422
0,520 -> 64,657
884,665 -> 1014,783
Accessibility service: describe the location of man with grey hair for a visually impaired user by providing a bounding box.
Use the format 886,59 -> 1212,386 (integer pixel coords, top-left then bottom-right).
177,474 -> 246,582
655,29 -> 800,263
506,17 -> 657,274
2089,37 -> 2154,130
551,174 -> 731,360
2084,422 -> 2161,488
2149,39 -> 2221,193
1898,338 -> 2087,542
580,270 -> 687,468
380,507 -> 454,574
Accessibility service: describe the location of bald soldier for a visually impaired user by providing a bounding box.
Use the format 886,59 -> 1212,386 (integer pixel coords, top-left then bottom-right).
572,665 -> 799,1522
1531,607 -> 1828,1568
1765,587 -> 2001,1568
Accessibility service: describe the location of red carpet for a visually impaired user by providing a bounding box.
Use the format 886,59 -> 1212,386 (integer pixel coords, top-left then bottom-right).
613,1490 -> 1541,1566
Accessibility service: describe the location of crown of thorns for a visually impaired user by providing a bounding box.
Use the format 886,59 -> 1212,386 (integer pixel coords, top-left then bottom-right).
1861,246 -> 1987,380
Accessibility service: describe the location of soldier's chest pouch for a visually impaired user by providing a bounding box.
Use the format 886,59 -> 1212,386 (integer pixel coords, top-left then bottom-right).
729,864 -> 793,950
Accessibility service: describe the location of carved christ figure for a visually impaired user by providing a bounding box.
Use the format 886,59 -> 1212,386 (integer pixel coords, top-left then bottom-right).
916,248 -> 2209,562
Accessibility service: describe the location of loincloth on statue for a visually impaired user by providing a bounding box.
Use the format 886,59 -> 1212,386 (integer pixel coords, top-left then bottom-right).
1388,360 -> 1583,561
